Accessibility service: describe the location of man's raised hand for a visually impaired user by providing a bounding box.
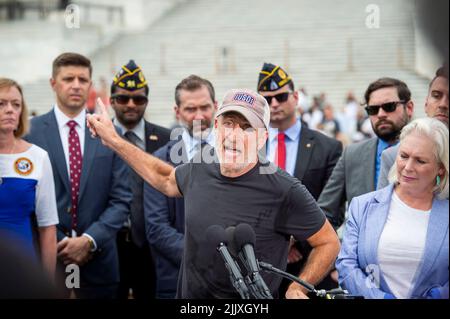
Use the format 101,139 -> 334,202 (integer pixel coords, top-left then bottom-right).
86,98 -> 120,148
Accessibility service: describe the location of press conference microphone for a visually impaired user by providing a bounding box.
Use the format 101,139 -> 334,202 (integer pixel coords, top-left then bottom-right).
206,225 -> 250,299
234,224 -> 273,299
225,226 -> 237,257
226,225 -> 265,299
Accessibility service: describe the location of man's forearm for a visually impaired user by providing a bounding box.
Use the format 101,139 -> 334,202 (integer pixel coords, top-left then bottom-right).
110,136 -> 176,196
297,242 -> 339,291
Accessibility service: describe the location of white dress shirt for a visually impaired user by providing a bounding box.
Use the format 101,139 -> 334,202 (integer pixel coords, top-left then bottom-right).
54,105 -> 96,249
182,128 -> 215,161
113,118 -> 146,151
53,105 -> 86,174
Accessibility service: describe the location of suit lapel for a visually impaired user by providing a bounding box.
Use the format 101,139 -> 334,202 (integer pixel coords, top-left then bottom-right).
78,125 -> 99,201
293,126 -> 314,180
364,185 -> 393,265
412,199 -> 449,292
145,121 -> 154,153
363,138 -> 378,193
43,111 -> 70,193
145,121 -> 163,154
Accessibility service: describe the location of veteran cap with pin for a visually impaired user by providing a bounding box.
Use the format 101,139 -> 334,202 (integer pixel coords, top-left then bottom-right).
257,62 -> 292,92
112,60 -> 148,91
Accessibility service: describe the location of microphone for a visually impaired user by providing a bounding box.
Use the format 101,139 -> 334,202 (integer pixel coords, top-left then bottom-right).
225,226 -> 238,257
206,225 -> 250,299
226,225 -> 266,299
234,224 -> 273,299
316,288 -> 364,299
257,262 -> 363,299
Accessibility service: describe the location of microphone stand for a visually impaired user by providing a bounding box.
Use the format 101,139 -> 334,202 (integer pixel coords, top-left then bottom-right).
243,273 -> 273,299
259,261 -> 317,294
217,244 -> 250,299
239,257 -> 273,299
258,261 -> 363,299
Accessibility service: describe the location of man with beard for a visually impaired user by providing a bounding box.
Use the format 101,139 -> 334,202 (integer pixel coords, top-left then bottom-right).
110,60 -> 170,299
143,75 -> 217,298
377,67 -> 449,190
317,78 -> 414,229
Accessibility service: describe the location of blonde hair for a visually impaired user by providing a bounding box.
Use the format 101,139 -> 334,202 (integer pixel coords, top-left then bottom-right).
0,78 -> 29,138
388,117 -> 449,199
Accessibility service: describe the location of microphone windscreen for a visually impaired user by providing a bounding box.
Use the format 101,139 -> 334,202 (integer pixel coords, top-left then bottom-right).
225,226 -> 238,257
206,225 -> 227,250
234,223 -> 256,250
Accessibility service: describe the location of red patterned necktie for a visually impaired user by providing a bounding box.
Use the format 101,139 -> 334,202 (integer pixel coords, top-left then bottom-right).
67,120 -> 83,235
275,132 -> 286,170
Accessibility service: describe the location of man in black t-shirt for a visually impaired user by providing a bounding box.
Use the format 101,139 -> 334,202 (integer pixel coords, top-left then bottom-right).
87,88 -> 340,299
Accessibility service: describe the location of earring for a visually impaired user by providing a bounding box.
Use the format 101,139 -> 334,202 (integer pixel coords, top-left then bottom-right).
436,175 -> 441,186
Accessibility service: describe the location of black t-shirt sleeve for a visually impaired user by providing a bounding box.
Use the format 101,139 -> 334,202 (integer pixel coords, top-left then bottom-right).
175,163 -> 192,196
275,182 -> 326,241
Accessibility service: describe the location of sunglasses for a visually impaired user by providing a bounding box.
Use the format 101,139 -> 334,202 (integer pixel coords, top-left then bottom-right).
365,101 -> 405,116
263,92 -> 292,105
112,94 -> 148,106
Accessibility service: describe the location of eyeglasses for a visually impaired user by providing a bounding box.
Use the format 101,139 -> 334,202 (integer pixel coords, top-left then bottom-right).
263,92 -> 292,105
112,94 -> 148,106
365,101 -> 405,116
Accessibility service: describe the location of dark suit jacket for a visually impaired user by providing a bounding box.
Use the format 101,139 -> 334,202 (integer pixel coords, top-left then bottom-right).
143,138 -> 186,297
288,125 -> 343,267
127,121 -> 170,248
318,137 -> 378,229
26,109 -> 132,285
292,125 -> 343,201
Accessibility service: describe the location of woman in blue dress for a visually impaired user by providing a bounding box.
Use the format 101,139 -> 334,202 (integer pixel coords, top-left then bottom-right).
0,78 -> 59,278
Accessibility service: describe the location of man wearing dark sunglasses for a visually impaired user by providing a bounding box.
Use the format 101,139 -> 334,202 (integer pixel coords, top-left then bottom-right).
377,66 -> 449,190
110,60 -> 170,299
318,77 -> 413,230
257,63 -> 343,298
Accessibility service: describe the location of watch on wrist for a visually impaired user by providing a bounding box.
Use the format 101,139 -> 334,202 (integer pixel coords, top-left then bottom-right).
86,236 -> 95,251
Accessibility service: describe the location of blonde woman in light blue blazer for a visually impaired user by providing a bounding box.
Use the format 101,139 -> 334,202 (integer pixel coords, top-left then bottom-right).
336,118 -> 448,299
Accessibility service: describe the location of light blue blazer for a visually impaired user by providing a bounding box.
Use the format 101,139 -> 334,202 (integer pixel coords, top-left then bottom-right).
336,184 -> 449,299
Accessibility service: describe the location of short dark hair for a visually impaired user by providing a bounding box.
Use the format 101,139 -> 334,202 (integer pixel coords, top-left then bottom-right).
287,81 -> 295,92
364,77 -> 411,105
174,75 -> 215,106
52,52 -> 92,78
429,65 -> 449,89
110,84 -> 149,96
